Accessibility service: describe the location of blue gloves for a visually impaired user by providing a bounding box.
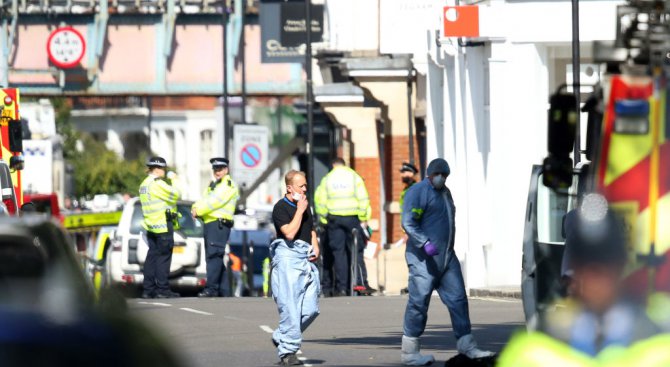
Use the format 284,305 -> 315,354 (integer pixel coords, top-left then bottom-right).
423,241 -> 439,256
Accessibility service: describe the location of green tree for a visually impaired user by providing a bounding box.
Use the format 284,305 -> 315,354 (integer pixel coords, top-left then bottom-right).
72,134 -> 147,197
51,97 -> 150,198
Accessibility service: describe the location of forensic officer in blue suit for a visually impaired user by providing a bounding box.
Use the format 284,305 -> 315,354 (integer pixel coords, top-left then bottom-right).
270,170 -> 320,366
400,158 -> 493,365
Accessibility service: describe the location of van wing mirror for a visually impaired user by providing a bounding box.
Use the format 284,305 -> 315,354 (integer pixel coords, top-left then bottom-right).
8,119 -> 22,153
9,155 -> 24,171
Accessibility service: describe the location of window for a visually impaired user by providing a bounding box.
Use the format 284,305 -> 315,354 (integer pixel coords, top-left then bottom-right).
129,202 -> 145,235
536,173 -> 579,244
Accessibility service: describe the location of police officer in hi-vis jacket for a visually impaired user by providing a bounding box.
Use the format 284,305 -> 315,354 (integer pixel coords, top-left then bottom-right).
192,157 -> 239,297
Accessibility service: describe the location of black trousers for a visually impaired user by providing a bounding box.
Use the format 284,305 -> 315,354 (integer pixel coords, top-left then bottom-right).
204,221 -> 231,294
325,215 -> 368,293
143,230 -> 174,294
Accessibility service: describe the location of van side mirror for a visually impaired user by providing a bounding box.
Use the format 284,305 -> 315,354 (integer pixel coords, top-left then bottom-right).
8,119 -> 23,152
9,155 -> 24,171
20,201 -> 36,215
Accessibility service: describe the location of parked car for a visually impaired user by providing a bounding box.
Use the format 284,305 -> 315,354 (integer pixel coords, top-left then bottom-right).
99,198 -> 276,297
86,225 -> 118,291
0,216 -> 183,366
104,197 -> 207,293
22,192 -> 62,222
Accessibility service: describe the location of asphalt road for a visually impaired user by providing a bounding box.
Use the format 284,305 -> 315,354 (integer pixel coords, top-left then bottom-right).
128,295 -> 524,367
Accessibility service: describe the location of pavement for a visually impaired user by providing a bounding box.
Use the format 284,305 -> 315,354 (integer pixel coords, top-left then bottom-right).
469,286 -> 522,300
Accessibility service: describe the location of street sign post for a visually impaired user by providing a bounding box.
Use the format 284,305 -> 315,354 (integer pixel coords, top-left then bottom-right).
233,125 -> 269,189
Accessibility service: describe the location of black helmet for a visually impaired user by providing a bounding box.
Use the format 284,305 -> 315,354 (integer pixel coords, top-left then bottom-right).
146,156 -> 167,168
567,194 -> 627,267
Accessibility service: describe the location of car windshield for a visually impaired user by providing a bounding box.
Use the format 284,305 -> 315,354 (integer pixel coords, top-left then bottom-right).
129,202 -> 203,237
176,204 -> 203,237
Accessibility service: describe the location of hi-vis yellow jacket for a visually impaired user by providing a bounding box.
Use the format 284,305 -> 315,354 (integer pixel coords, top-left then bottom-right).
497,331 -> 670,367
139,174 -> 181,234
192,175 -> 239,224
315,166 -> 371,223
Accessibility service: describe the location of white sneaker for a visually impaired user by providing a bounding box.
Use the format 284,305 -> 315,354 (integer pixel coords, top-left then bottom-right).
401,335 -> 435,366
456,334 -> 495,359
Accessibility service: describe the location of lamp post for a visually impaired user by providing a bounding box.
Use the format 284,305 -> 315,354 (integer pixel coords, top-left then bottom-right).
306,0 -> 314,206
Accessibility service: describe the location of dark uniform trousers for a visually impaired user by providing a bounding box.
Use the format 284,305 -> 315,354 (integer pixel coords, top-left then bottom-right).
325,215 -> 368,293
143,227 -> 175,294
204,220 -> 232,295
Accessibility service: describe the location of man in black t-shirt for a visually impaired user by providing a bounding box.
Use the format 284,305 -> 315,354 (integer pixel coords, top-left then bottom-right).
270,170 -> 321,367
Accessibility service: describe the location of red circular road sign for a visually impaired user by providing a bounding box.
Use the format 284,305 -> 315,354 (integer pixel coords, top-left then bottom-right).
46,27 -> 86,69
240,143 -> 262,168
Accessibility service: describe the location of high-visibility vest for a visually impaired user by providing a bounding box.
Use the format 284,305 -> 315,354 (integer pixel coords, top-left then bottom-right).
139,174 -> 181,234
498,331 -> 670,367
314,166 -> 371,221
192,174 -> 239,224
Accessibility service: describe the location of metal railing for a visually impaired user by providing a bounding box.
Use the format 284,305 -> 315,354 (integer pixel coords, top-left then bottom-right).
1,0 -> 260,15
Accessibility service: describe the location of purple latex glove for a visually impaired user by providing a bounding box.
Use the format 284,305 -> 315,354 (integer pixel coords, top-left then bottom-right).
423,241 -> 439,256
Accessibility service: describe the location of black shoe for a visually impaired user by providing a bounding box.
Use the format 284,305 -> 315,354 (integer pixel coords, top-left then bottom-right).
333,290 -> 348,297
278,353 -> 303,366
140,291 -> 155,299
365,285 -> 377,294
155,291 -> 180,299
198,289 -> 218,298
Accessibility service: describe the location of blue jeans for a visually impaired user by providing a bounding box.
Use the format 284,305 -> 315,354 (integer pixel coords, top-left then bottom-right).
403,249 -> 471,339
271,239 -> 320,357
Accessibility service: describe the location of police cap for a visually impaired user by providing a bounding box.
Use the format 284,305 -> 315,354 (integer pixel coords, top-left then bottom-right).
210,157 -> 229,168
567,194 -> 627,267
400,162 -> 418,174
146,156 -> 167,168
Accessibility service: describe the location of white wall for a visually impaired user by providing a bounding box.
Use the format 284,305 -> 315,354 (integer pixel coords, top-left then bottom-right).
150,110 -> 221,201
420,0 -> 623,287
324,0 -> 379,52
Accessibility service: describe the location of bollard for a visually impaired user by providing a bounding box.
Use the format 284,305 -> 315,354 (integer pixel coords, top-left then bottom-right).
224,244 -> 233,297
350,227 -> 359,297
247,240 -> 255,297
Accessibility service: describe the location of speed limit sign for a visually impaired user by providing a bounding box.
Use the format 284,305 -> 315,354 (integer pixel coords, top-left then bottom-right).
46,27 -> 86,69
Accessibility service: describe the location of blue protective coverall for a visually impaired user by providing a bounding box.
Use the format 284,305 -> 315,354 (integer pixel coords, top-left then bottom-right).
401,178 -> 471,339
270,238 -> 320,358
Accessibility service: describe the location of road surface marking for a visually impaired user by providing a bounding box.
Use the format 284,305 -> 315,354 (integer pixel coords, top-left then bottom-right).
260,325 -> 274,334
180,307 -> 213,316
138,301 -> 172,307
298,357 -> 312,366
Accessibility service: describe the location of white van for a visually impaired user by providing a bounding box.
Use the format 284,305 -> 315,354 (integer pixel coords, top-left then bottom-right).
104,197 -> 207,293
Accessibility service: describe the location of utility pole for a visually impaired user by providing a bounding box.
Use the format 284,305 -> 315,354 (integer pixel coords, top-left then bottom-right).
241,0 -> 247,124
305,0 -> 314,205
223,0 -> 230,157
571,0 -> 581,165
407,65 -> 414,165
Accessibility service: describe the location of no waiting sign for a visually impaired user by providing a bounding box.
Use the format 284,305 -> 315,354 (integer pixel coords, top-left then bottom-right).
233,125 -> 269,189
